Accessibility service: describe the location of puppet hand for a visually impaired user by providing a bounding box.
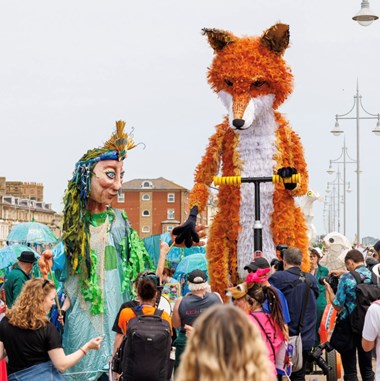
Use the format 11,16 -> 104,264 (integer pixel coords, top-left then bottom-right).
172,206 -> 199,248
58,310 -> 66,326
277,167 -> 297,190
38,249 -> 54,277
159,240 -> 170,257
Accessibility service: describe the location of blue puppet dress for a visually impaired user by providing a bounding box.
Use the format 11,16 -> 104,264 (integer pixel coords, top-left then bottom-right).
55,209 -> 152,381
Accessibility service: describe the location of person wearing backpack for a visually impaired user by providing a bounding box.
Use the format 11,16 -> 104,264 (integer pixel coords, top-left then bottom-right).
269,247 -> 319,381
324,249 -> 375,381
117,276 -> 172,381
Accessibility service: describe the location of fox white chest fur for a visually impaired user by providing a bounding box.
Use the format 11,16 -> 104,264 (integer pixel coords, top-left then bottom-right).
220,92 -> 277,274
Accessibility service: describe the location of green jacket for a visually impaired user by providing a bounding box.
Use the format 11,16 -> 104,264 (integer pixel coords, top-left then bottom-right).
314,264 -> 329,319
4,264 -> 31,308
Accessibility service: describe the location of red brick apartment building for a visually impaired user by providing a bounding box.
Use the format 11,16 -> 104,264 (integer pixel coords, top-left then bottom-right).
112,177 -> 208,238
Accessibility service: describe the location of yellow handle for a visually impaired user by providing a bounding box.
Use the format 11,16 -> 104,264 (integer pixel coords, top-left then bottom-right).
213,174 -> 301,186
213,176 -> 242,185
272,173 -> 301,184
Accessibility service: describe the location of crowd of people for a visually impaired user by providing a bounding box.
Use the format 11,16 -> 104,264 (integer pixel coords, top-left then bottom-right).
1,241 -> 380,381
0,240 -> 380,381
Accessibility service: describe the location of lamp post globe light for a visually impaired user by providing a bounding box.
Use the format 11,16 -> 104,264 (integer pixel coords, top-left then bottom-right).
352,0 -> 379,26
331,82 -> 380,244
326,139 -> 356,236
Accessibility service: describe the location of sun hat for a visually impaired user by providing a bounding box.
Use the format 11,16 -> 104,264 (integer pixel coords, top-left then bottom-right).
17,251 -> 37,264
310,247 -> 323,258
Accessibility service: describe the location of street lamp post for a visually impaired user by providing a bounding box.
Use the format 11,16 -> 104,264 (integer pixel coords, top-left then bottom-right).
331,82 -> 380,244
326,139 -> 356,235
324,170 -> 351,234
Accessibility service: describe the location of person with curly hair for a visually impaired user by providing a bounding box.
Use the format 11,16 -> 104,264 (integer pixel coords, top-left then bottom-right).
176,304 -> 275,381
0,278 -> 102,380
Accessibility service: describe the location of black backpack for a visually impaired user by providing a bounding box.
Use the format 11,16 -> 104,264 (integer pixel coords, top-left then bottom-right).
121,306 -> 172,381
349,270 -> 380,334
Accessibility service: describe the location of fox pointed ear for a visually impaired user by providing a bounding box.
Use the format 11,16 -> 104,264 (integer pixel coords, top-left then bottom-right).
260,23 -> 290,55
202,28 -> 236,52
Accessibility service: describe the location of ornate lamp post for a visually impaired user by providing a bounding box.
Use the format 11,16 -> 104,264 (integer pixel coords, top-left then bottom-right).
326,139 -> 356,235
331,82 -> 380,243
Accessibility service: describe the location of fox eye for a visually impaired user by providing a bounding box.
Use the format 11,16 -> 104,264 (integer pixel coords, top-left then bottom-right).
224,79 -> 233,87
251,80 -> 265,88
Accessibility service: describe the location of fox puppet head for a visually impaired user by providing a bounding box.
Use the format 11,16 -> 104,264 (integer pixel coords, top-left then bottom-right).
202,23 -> 293,131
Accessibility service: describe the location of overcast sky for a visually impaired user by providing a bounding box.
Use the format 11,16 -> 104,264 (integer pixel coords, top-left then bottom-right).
1,0 -> 379,243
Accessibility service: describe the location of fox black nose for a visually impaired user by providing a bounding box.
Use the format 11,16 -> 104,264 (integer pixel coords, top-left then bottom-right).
232,119 -> 245,129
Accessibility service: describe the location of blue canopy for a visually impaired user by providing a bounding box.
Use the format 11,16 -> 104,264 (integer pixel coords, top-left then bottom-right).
0,244 -> 40,270
7,222 -> 58,245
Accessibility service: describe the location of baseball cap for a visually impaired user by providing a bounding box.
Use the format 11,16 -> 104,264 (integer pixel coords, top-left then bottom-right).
244,257 -> 270,272
187,269 -> 207,284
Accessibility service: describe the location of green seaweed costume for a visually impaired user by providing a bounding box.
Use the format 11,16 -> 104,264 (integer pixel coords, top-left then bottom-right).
58,121 -> 153,380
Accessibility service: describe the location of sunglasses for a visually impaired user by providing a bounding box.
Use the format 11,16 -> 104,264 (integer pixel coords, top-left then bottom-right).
140,274 -> 160,287
42,279 -> 50,289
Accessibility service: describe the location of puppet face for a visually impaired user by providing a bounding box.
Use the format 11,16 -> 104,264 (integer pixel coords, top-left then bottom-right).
88,160 -> 124,209
204,24 -> 293,131
225,281 -> 249,300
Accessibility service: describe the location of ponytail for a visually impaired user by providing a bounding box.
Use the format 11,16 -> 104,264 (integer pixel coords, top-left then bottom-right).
264,286 -> 287,338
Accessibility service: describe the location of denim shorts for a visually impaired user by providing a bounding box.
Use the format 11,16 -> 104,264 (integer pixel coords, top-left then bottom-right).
8,361 -> 67,381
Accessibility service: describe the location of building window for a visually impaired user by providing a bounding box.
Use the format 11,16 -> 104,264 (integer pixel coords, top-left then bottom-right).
166,226 -> 174,232
167,193 -> 175,203
142,226 -> 150,233
167,209 -> 175,219
142,210 -> 150,217
141,181 -> 153,189
142,194 -> 150,201
117,192 -> 125,203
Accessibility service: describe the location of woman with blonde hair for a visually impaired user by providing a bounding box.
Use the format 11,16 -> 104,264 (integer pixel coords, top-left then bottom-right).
0,278 -> 102,380
175,304 -> 275,381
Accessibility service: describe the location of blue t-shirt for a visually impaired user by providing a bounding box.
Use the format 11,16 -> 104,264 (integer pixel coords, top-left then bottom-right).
333,265 -> 372,320
263,285 -> 291,324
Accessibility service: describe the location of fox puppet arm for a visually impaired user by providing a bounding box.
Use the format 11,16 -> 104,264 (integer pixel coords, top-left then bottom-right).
171,122 -> 227,247
275,113 -> 309,195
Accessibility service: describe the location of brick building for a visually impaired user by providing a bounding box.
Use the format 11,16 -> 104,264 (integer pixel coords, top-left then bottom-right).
112,177 -> 209,238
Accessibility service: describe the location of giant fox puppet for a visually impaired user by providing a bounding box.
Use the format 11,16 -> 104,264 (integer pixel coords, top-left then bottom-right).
173,24 -> 309,296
